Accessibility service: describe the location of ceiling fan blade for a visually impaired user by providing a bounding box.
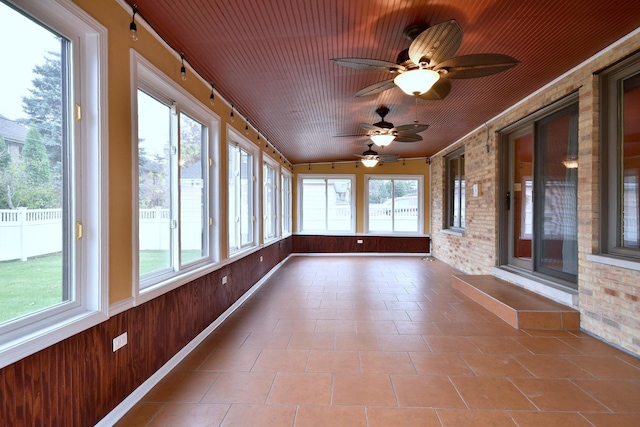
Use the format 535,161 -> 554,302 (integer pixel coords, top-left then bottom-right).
408,20 -> 463,66
395,123 -> 429,134
394,134 -> 423,142
360,123 -> 384,132
333,133 -> 368,138
332,58 -> 406,72
355,79 -> 396,97
435,54 -> 519,79
379,154 -> 400,163
418,78 -> 451,100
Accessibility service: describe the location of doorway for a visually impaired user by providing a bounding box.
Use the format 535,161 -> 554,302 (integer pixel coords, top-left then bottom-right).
501,100 -> 579,287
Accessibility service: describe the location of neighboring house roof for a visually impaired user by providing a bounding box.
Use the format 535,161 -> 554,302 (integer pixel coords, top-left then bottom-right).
0,115 -> 28,145
181,162 -> 203,180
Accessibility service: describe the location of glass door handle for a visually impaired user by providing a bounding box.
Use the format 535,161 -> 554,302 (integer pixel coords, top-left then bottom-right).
506,191 -> 511,210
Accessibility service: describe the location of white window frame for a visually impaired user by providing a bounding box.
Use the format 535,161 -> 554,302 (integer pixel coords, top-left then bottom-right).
263,155 -> 280,242
298,174 -> 356,234
227,126 -> 259,255
131,51 -> 220,304
281,169 -> 293,237
364,175 -> 424,235
0,0 -> 108,369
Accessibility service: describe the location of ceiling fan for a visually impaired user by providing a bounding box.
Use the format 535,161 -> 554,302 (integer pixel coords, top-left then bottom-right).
332,19 -> 519,100
354,143 -> 400,167
336,105 -> 429,147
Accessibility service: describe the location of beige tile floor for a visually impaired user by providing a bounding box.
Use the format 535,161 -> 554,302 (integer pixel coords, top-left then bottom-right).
116,256 -> 640,426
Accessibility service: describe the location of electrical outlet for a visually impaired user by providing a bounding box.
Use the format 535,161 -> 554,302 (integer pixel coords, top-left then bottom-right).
357,239 -> 363,244
222,275 -> 227,285
113,332 -> 127,352
260,256 -> 263,262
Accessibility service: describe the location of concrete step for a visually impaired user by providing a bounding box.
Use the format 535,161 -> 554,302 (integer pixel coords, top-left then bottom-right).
452,275 -> 580,330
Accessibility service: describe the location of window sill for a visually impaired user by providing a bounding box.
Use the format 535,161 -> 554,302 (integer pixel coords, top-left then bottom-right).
440,228 -> 465,237
586,254 -> 640,272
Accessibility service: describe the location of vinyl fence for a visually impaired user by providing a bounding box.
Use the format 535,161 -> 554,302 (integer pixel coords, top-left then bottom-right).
0,208 -> 200,262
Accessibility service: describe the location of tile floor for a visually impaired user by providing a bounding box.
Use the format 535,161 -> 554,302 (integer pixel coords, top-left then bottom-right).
116,256 -> 640,426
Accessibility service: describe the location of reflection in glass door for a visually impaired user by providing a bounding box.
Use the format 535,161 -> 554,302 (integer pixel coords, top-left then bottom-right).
508,128 -> 534,270
503,102 -> 579,287
535,105 -> 579,281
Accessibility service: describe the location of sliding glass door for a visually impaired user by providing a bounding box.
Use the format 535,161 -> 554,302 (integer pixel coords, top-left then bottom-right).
502,101 -> 579,287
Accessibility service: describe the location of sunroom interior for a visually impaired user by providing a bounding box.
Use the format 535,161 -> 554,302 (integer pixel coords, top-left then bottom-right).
1,0 -> 640,425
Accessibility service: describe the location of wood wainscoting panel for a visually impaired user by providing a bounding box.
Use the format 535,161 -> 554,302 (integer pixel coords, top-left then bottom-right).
292,235 -> 430,254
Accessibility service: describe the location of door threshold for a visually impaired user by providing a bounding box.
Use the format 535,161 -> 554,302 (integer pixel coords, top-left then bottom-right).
491,266 -> 578,308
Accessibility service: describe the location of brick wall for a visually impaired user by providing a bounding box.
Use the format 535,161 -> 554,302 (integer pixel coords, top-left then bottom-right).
430,30 -> 640,356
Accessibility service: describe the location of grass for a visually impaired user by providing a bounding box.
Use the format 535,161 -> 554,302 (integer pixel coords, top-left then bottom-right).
0,254 -> 64,324
0,250 -> 202,324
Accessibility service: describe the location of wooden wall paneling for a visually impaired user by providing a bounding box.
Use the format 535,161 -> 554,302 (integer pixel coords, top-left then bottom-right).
59,336 -> 73,425
0,365 -> 5,425
292,235 -> 430,254
112,311 -> 135,413
166,285 -> 192,360
2,361 -> 17,425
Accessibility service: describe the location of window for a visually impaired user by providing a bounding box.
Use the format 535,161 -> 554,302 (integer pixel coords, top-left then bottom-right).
228,129 -> 258,254
366,176 -> 423,234
601,52 -> 640,259
445,148 -> 465,230
0,0 -> 107,368
133,52 -> 218,295
299,175 -> 355,233
281,170 -> 292,236
263,158 -> 278,241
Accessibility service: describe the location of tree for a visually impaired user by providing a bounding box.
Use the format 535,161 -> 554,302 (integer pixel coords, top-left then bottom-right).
20,50 -> 63,164
179,114 -> 204,169
0,135 -> 13,208
11,128 -> 57,208
368,180 -> 392,204
23,128 -> 51,186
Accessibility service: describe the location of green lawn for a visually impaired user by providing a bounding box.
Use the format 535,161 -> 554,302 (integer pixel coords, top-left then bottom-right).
0,253 -> 63,324
0,250 -> 202,324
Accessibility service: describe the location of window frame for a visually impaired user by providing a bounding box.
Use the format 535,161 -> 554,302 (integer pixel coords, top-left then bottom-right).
131,51 -> 220,304
600,51 -> 640,261
445,147 -> 466,231
227,126 -> 259,255
364,174 -> 424,235
298,174 -> 356,234
262,155 -> 280,242
0,0 -> 108,369
281,169 -> 293,237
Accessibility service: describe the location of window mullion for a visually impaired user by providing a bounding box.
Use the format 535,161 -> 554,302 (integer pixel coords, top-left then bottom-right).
170,103 -> 180,270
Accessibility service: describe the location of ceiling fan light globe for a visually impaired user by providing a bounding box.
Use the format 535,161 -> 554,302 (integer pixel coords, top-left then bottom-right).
370,133 -> 395,147
361,157 -> 379,167
394,69 -> 439,96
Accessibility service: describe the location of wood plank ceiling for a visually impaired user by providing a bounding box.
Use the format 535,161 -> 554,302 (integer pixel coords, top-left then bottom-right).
124,0 -> 640,164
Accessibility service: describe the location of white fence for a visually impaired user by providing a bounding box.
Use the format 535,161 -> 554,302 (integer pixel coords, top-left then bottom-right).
0,208 -> 202,262
0,208 -> 63,261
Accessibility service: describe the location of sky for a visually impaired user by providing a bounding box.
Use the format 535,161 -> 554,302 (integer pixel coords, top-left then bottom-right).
0,2 -> 62,121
